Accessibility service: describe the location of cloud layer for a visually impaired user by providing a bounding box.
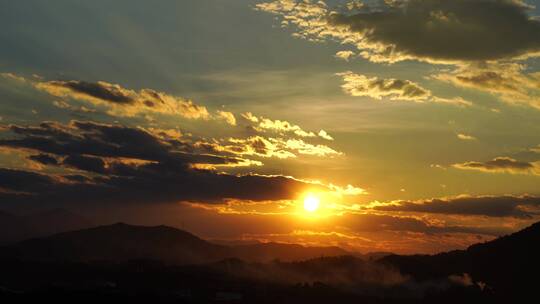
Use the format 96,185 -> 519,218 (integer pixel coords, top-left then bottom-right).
370,195 -> 540,218
258,0 -> 540,109
0,121 -> 323,206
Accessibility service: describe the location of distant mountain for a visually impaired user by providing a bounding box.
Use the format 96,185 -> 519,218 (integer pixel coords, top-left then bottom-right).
11,223 -> 226,264
4,222 -> 540,302
232,242 -> 347,262
380,221 -> 540,298
7,223 -> 348,264
0,209 -> 93,244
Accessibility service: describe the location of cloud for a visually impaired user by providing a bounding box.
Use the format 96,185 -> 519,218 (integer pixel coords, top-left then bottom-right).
370,195 -> 540,218
452,157 -> 540,175
180,201 -> 505,253
457,133 -> 476,141
318,130 -> 334,141
434,62 -> 540,109
338,212 -> 502,235
241,112 -> 259,123
283,138 -> 342,157
35,80 -> 210,119
258,117 -> 317,137
258,1 -> 537,109
28,153 -> 59,166
53,100 -> 96,113
196,136 -> 341,159
429,96 -> 473,107
216,110 -> 237,126
258,0 -> 540,63
203,198 -> 507,236
2,74 -> 343,166
198,136 -> 297,159
240,113 -> 336,140
338,72 -> 471,106
1,72 -> 27,83
335,50 -> 355,61
337,72 -> 431,101
46,80 -> 134,104
0,121 -> 323,206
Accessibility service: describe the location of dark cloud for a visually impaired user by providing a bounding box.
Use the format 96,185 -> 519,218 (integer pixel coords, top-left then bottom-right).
453,157 -> 540,175
28,154 -> 59,166
53,80 -> 134,104
62,154 -> 108,174
34,79 -> 210,119
0,168 -> 57,193
3,121 -> 226,167
0,121 -> 320,207
338,212 -> 505,235
371,195 -> 540,218
329,0 -> 540,62
259,0 -> 540,63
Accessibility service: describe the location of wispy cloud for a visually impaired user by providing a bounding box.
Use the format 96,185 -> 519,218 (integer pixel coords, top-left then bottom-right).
35,80 -> 210,119
337,72 -> 472,106
457,133 -> 477,141
370,195 -> 540,218
0,120 -> 326,206
453,157 -> 540,175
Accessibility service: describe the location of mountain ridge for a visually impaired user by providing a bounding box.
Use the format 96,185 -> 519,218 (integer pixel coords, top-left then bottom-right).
7,222 -> 349,264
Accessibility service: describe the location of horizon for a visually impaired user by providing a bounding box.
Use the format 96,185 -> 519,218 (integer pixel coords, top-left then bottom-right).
3,208 -> 534,256
2,0 -> 540,257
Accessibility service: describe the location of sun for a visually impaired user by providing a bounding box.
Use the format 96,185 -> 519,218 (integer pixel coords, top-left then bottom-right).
303,194 -> 320,212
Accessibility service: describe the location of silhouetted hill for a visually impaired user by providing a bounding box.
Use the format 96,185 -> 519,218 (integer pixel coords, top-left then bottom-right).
12,223 -> 227,264
0,209 -> 93,244
8,223 -> 349,264
380,221 -> 540,298
5,223 -> 538,302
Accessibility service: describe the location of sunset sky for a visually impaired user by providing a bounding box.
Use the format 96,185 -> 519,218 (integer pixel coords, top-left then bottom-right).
2,0 -> 540,254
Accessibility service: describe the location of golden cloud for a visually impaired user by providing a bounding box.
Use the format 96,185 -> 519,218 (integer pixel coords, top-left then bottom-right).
338,71 -> 472,106
35,80 -> 210,119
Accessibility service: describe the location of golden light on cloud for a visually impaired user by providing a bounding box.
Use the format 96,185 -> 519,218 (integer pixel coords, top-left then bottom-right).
303,193 -> 320,213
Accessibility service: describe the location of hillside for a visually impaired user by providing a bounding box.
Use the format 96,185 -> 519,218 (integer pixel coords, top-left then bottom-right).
8,223 -> 349,264
380,221 -> 540,297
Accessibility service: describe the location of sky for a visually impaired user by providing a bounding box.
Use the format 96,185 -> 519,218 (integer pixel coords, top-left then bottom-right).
1,0 -> 540,254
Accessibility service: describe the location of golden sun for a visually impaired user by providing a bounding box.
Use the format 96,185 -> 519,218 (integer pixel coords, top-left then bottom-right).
303,194 -> 320,212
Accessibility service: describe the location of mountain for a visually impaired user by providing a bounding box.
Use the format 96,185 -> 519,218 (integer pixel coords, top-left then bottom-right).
232,242 -> 347,262
3,222 -> 540,302
0,209 -> 93,244
380,221 -> 540,298
7,223 -> 348,264
10,223 -> 227,264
